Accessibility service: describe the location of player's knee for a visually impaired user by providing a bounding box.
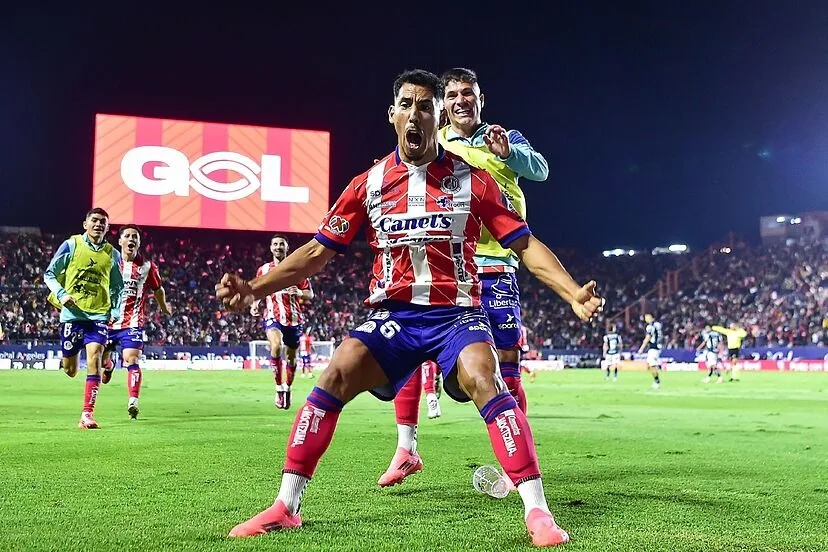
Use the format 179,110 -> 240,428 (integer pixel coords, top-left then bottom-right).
316,339 -> 383,403
458,368 -> 503,404
62,358 -> 78,378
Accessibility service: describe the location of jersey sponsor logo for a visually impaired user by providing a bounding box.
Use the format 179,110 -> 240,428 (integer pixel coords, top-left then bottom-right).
436,196 -> 470,210
369,189 -> 381,198
121,146 -> 310,203
440,175 -> 461,194
367,199 -> 398,210
327,215 -> 350,236
370,309 -> 391,321
407,195 -> 425,207
378,214 -> 452,233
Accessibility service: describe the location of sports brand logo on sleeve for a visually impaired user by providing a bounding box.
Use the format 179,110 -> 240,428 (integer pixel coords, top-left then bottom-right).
326,215 -> 350,236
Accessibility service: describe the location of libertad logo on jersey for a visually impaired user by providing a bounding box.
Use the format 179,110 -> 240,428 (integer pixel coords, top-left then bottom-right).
327,215 -> 350,236
440,175 -> 461,194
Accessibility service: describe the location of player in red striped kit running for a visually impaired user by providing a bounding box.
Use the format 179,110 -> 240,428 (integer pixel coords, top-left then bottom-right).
101,225 -> 171,419
216,69 -> 602,547
251,235 -> 314,409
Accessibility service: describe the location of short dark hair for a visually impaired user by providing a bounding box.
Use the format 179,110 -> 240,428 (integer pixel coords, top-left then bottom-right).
393,69 -> 443,101
119,224 -> 141,237
271,234 -> 288,243
441,67 -> 479,88
85,207 -> 109,220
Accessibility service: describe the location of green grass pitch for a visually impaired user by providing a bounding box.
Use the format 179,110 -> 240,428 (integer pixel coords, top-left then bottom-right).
1,369 -> 827,551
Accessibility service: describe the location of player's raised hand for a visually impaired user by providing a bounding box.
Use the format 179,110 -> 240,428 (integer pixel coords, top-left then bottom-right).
215,273 -> 255,312
60,295 -> 76,307
483,124 -> 511,158
570,280 -> 604,322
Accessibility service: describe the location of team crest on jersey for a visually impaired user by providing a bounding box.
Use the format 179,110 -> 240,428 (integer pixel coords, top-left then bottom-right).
327,215 -> 350,236
440,175 -> 461,194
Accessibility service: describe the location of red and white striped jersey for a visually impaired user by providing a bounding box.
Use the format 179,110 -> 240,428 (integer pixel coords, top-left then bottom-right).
314,149 -> 530,307
299,333 -> 314,355
257,260 -> 312,326
110,254 -> 162,329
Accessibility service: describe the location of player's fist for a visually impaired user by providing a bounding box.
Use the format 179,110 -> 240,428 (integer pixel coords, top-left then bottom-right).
570,280 -> 604,322
215,273 -> 255,312
483,124 -> 511,158
60,295 -> 76,307
250,302 -> 260,317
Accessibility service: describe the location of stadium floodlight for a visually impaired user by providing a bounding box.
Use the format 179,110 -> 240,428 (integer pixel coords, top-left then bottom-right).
776,216 -> 787,223
668,244 -> 688,253
720,247 -> 732,254
790,217 -> 802,224
628,250 -> 635,256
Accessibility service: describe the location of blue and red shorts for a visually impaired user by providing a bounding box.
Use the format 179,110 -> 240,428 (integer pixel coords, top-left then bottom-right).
105,327 -> 145,352
480,272 -> 523,350
264,319 -> 303,350
349,300 -> 495,403
59,321 -> 108,358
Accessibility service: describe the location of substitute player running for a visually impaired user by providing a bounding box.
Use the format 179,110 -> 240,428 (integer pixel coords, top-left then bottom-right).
102,224 -> 171,419
712,322 -> 748,381
603,325 -> 622,381
378,67 -> 550,487
697,325 -> 724,383
251,235 -> 314,409
637,313 -> 663,389
217,69 -> 602,547
44,208 -> 123,429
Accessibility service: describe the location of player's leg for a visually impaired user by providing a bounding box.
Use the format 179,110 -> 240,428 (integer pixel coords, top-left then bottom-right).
79,324 -> 107,429
59,322 -> 82,378
611,358 -> 619,381
281,327 -> 302,409
499,347 -> 527,414
453,342 -> 568,546
423,361 -> 441,419
228,336 -> 399,537
703,352 -> 714,383
378,368 -> 424,487
266,327 -> 286,408
122,347 -> 142,419
101,335 -> 116,384
648,349 -> 661,389
729,349 -> 741,381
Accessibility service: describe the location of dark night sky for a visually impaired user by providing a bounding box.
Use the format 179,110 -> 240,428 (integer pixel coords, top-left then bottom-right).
2,3 -> 827,251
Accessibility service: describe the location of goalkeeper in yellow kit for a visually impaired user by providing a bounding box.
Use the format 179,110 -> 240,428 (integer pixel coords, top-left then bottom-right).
712,322 -> 748,381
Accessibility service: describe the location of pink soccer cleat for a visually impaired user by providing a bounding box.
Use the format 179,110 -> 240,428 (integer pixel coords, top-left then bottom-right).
526,509 -> 570,547
228,500 -> 302,537
78,412 -> 99,430
378,447 -> 423,487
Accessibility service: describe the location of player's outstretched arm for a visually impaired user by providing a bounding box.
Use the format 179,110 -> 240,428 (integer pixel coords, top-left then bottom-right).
216,239 -> 336,312
510,234 -> 602,322
153,287 -> 172,315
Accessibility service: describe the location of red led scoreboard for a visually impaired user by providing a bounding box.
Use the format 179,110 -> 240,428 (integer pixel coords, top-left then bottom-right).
92,114 -> 330,232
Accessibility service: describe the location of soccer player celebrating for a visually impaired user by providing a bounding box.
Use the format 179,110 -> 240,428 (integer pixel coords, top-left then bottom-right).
378,67 -> 550,487
44,208 -> 124,429
602,324 -> 622,381
216,69 -> 602,547
298,329 -> 314,378
101,224 -> 171,419
637,313 -> 663,389
251,235 -> 314,409
697,324 -> 724,383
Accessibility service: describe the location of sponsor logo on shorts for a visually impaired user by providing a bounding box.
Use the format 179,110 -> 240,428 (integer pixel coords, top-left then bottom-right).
370,309 -> 390,321
354,321 -> 377,333
488,298 -> 517,309
63,341 -> 73,350
467,324 -> 490,332
498,314 -> 520,330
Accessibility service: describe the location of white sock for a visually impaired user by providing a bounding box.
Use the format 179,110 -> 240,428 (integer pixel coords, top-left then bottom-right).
426,393 -> 438,403
397,423 -> 417,453
517,479 -> 550,519
128,397 -> 138,407
276,472 -> 309,515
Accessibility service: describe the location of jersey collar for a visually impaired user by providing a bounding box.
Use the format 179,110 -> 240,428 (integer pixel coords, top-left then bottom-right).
394,145 -> 446,166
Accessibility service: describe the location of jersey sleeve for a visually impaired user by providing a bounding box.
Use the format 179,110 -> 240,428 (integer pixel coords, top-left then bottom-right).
473,169 -> 531,248
147,262 -> 162,291
314,177 -> 367,253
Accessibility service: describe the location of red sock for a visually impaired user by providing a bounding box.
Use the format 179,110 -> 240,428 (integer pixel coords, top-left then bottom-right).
421,361 -> 436,394
481,392 -> 541,484
394,369 -> 422,425
271,357 -> 283,386
126,364 -> 142,398
284,387 -> 344,478
84,375 -> 101,413
503,375 -> 527,414
286,359 -> 297,387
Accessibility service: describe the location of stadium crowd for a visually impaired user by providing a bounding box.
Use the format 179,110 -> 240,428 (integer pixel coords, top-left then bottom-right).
0,230 -> 825,350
